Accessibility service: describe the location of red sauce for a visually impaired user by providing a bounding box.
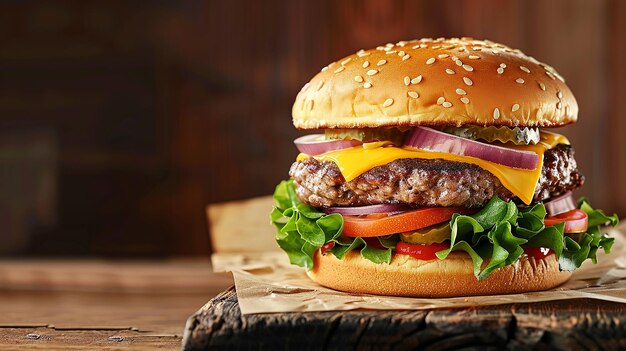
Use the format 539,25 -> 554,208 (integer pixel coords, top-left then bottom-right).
320,242 -> 335,254
523,246 -> 553,260
395,241 -> 450,261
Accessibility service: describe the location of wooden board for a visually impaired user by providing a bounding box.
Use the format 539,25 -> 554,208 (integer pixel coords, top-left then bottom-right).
0,260 -> 234,350
182,287 -> 626,350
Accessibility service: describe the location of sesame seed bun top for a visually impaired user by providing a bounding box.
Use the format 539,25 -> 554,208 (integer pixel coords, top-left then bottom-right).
293,38 -> 577,129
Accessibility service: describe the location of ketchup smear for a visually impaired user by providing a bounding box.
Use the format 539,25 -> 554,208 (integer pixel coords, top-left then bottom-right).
523,246 -> 553,260
321,242 -> 335,254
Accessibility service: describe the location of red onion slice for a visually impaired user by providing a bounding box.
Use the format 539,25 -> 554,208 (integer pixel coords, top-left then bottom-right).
404,127 -> 539,170
294,134 -> 362,155
544,192 -> 576,216
323,203 -> 413,216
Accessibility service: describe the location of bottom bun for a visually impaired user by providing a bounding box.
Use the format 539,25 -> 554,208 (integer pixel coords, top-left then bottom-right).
307,250 -> 571,297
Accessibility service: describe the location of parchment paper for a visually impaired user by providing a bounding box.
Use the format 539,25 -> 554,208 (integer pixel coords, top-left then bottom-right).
208,196 -> 626,315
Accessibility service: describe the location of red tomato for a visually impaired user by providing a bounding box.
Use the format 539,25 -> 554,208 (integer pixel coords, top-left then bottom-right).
395,241 -> 450,261
342,207 -> 473,237
544,209 -> 588,233
523,246 -> 553,260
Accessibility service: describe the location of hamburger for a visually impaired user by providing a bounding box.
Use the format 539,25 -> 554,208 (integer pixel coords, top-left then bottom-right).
270,38 -> 618,297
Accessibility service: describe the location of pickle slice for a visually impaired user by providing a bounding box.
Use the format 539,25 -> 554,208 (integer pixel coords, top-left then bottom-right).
439,126 -> 540,145
399,222 -> 451,245
325,127 -> 410,145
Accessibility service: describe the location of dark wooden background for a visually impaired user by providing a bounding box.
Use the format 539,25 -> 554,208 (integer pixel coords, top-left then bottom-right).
0,0 -> 624,257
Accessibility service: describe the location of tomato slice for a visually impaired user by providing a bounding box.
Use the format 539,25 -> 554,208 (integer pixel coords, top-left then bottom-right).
544,209 -> 588,233
395,241 -> 450,261
342,207 -> 473,237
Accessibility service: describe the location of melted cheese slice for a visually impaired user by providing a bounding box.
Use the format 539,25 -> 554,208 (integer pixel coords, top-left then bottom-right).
298,131 -> 569,205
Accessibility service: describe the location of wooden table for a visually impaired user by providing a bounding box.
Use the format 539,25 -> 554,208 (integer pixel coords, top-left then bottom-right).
0,260 -> 233,350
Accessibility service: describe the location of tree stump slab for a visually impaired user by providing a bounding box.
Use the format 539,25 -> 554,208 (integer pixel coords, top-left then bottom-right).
182,287 -> 626,350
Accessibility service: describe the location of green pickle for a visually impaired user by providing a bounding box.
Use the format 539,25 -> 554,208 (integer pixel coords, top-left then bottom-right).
325,127 -> 410,145
439,125 -> 540,145
399,222 -> 452,245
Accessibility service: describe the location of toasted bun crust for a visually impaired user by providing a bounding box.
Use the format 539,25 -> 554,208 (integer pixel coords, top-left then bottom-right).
293,38 -> 577,129
307,250 -> 571,297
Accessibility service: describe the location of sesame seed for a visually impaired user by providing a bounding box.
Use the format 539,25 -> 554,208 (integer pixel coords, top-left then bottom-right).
438,54 -> 449,58
442,101 -> 452,108
437,97 -> 445,105
356,50 -> 370,57
500,63 -> 507,68
403,76 -> 410,86
341,57 -> 352,65
383,98 -> 394,107
462,64 -> 474,72
411,75 -> 423,84
512,104 -> 520,112
377,59 -> 387,66
455,88 -> 467,95
468,55 -> 480,59
301,83 -> 310,92
412,45 -> 420,49
408,91 -> 419,99
364,82 -> 372,89
472,47 -> 482,51
520,66 -> 530,73
362,61 -> 370,68
546,71 -> 556,80
557,102 -> 562,109
557,91 -> 563,99
515,78 -> 525,84
321,66 -> 329,72
460,97 -> 470,104
308,99 -> 314,111
539,82 -> 546,91
402,54 -> 410,61
317,80 -> 324,90
446,69 -> 456,75
463,77 -> 473,86
455,59 -> 463,66
493,108 -> 500,119
497,67 -> 504,74
354,75 -> 364,83
432,45 -> 441,49
398,51 -> 406,57
334,66 -> 345,73
426,57 -> 436,65
367,69 -> 378,76
385,50 -> 397,55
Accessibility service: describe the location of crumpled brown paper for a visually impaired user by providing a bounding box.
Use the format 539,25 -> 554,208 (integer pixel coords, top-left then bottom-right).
208,196 -> 626,315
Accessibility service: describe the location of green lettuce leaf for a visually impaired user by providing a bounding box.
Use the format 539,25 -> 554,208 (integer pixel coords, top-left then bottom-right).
438,196 -> 618,279
270,180 -> 343,270
271,179 -> 619,278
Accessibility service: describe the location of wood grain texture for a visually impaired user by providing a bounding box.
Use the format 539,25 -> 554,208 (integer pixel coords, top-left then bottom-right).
0,260 -> 234,350
0,327 -> 180,350
182,287 -> 626,350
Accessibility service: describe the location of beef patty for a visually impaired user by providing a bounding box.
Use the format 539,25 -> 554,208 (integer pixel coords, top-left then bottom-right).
289,144 -> 583,208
